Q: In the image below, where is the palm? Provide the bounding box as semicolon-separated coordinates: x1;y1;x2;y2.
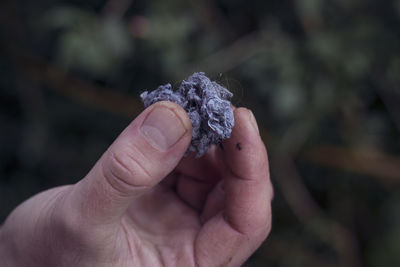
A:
122;151;223;265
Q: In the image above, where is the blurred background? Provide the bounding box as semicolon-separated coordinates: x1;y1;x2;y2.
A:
1;0;399;266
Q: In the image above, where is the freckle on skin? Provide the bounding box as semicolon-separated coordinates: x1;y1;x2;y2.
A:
236;143;242;151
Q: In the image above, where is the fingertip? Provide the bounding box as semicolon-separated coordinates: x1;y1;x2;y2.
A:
221;107;268;180
233;107;259;136
149;101;192;137
246;109;260;135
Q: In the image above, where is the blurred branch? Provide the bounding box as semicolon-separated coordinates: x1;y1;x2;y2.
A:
375;71;400;132
19;52;142;117
263;103;362;267
189;0;235;41
276;110;323;155
378;89;400;131
293;0;323;34
330;220;362;267
182;31;267;76
272;155;362;267
304;144;400;185
3;48;142;118
102;0;134;18
261;237;337;267
272;156;321;220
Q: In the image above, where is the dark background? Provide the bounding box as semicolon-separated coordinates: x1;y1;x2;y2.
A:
1;0;400;266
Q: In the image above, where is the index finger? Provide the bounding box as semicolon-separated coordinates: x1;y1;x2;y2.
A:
195;108;273;266
222;108;273;234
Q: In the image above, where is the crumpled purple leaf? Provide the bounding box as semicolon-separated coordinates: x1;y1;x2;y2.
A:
140;72;234;157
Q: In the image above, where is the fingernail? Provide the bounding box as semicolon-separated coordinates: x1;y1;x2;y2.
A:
141;107;187;151
247;110;259;134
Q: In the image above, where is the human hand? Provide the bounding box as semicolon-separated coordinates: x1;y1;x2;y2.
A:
0;101;273;267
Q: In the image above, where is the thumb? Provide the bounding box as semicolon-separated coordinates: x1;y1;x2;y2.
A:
68;101;192;224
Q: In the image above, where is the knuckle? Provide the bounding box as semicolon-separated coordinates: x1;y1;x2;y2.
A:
254;207;272;241
262;217;272;239
103;148;153;193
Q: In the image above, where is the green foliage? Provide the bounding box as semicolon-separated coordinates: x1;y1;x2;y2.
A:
41;7;133;76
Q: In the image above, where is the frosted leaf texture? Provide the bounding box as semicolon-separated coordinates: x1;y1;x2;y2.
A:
140;72;234;157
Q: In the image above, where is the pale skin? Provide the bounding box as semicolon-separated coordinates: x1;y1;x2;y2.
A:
0;101;273;267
